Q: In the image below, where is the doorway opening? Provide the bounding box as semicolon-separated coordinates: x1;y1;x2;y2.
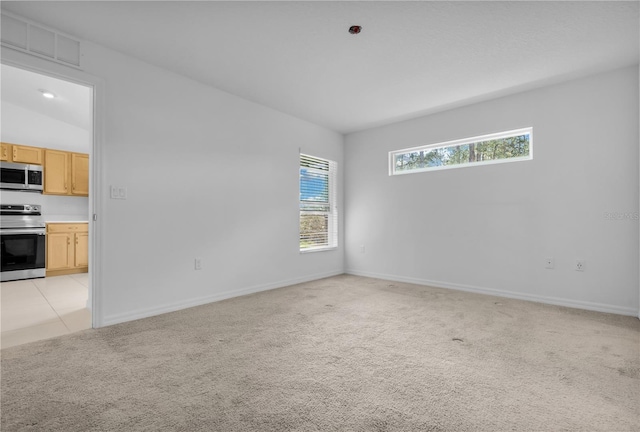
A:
1;63;94;349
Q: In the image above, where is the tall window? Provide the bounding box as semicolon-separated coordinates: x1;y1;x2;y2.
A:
389;127;532;175
300;154;337;252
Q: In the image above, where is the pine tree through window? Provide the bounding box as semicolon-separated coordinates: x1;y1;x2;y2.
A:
390;128;532;175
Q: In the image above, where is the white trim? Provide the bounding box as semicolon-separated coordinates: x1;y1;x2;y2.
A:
346;268;639;317
389;127;533;176
101;270;344;327
299;153;338;251
300;246;338;254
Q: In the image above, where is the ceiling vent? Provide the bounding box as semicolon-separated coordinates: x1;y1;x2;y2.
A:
1;12;82;69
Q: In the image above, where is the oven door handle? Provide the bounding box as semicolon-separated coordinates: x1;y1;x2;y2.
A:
0;229;46;235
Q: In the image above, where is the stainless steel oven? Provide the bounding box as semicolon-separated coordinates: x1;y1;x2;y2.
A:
0;204;46;282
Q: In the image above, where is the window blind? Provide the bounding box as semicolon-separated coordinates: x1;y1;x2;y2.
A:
300;154;337;251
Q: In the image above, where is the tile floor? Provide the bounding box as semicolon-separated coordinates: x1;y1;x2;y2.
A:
1;274;91;349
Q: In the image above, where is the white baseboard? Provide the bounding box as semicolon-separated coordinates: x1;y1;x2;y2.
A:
101;270;344;327
346;269;639;317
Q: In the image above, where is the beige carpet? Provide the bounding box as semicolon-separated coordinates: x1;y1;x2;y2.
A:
1;275;639;431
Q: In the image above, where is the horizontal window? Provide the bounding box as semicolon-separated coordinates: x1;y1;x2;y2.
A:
389;127;532;175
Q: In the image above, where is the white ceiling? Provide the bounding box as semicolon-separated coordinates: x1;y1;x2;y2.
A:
1;63;92;130
2;1;638;134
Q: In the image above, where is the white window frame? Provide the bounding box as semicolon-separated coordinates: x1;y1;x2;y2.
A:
299;154;338;253
389;127;533;176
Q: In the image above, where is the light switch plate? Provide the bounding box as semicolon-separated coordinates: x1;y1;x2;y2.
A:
110;185;127;200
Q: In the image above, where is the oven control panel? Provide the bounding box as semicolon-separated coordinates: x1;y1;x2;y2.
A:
0;204;40;215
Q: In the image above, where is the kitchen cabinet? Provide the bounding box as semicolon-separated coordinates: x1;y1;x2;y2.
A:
0;142;43;164
44;150;69;195
0;143;9;161
75;231;89;267
44;149;89;196
71;153;89;196
3;143;88;195
46;223;89;276
47;232;74;271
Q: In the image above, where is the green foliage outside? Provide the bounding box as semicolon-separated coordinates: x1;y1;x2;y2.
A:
300;214;328;249
395;134;530;172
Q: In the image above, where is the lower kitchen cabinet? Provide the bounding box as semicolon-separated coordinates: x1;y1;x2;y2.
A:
46;223;89;276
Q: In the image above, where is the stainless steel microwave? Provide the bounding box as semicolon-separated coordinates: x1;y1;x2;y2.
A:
0;162;43;192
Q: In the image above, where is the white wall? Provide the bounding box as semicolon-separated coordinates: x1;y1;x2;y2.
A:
86;43;344;325
0;190;88;219
1;39;344;326
6;43;345;325
345;66;639;316
1;101;91;153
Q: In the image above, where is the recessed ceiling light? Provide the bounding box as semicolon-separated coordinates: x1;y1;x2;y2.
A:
39;90;55;99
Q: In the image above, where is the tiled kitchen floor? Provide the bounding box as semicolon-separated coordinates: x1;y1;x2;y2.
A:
1;274;91;349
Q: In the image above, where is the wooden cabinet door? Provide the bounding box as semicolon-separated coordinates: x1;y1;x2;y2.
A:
74;232;89;268
47;233;73;270
71;153;89;196
44;150;69;195
12;145;43;165
0;143;10;161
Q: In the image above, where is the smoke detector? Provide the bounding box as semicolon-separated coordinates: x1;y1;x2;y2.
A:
348;25;362;35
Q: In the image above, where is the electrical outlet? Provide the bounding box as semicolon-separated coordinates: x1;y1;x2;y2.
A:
575;260;585;272
194;258;202;270
545;257;555;269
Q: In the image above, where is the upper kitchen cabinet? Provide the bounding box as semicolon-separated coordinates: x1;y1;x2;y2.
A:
44;149;89;196
1;142;44;164
44;149;69;195
71;153;89;196
0;143;9;161
13;144;44;164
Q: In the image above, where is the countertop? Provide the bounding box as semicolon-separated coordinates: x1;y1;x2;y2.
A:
45;215;90;223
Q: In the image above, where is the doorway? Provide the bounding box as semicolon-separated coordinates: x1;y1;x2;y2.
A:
1;63;95;349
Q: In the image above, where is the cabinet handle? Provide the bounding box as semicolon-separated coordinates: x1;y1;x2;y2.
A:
64;182;68;191
75;237;78;245
67;237;70;245
72;183;76;191
13;149;17;159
